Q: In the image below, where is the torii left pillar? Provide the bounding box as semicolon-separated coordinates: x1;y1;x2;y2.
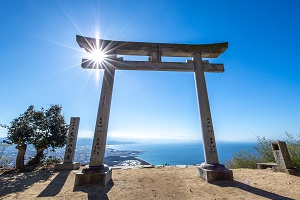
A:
75;67;115;186
194;52;233;182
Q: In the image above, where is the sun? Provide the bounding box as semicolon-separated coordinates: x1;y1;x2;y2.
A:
83;36;110;69
90;49;107;64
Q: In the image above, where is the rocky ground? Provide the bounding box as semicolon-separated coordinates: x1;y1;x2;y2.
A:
1;166;300;199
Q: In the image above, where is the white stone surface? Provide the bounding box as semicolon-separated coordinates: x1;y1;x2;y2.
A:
54;162;80;170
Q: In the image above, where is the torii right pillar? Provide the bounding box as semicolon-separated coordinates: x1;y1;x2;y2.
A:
193;52;233;182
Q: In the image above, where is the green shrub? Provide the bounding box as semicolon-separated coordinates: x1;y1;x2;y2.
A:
44;156;63;165
225;133;300;169
253;136;274;163
225;150;259;169
285;132;300;168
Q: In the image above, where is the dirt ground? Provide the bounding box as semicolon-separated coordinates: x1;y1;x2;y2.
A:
1;166;300;200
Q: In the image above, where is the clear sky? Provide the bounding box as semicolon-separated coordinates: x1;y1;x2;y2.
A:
0;0;300;143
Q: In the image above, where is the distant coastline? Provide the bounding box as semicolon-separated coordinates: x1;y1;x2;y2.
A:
0;138;150;167
103;147;152;166
0;138;255;167
0;137;137;145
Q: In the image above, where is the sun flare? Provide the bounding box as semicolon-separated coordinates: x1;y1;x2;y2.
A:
90;49;107;64
82;35;111;69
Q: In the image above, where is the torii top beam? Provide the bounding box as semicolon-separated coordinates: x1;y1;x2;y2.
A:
76;35;228;58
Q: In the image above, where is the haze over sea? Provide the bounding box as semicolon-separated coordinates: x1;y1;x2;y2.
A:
1;138;255;166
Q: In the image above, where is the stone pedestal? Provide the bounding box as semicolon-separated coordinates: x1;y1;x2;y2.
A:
55;162;80;170
196;163;233;183
273;168;300;176
74;165;112;186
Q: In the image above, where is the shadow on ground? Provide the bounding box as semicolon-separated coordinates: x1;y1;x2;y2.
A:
214;180;294;200
38;170;70;197
73;180;114;200
0;170;53;197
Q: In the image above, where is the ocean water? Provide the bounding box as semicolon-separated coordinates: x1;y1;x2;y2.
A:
1;139;256;166
108;142;256;165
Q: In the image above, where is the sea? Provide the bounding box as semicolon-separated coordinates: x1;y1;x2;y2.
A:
108;142;256;165
1;138;256;167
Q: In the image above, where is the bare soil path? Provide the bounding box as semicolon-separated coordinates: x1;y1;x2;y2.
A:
1;166;299;200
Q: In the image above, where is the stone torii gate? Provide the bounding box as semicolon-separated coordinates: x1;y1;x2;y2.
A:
74;35;233;186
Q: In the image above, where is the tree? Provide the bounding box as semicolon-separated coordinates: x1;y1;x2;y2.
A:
2;105;69;169
1;105;36;170
30;105;68;164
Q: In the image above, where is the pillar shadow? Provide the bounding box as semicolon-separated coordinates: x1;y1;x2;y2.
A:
214;180;294;200
38;171;70;197
0;170;53;197
73;180;114;200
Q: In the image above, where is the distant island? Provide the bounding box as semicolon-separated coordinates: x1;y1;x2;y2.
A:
107;140;137;145
74;138;136;146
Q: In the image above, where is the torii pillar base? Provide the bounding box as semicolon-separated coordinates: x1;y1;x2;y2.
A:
74;165;112;186
196;163;233;183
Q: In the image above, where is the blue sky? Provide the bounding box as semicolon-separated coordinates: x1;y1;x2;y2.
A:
0;0;300;142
